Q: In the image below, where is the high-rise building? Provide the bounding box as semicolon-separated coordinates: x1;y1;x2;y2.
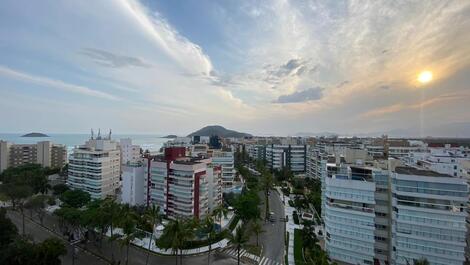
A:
143;147;221;219
211;148;235;190
0;140;66;173
391;167;468;265
265;144;307;174
67;132;121;199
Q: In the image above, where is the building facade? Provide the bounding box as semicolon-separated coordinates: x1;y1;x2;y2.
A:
0;140;66;173
67;135;121;199
265;144;307;174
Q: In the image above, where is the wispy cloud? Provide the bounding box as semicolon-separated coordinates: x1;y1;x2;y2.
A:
274;87;324;104
118;0;213;76
80;48;151;68
0;66;119;101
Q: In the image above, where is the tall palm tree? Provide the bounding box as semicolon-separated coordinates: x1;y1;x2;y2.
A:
102;198;121;263
251;221;264;247
178;219;198;265
144;205;162;265
228;226;248;265
203;217;217;265
212;205;228;230
262;171;273;221
118;205;141;265
160;219;184;265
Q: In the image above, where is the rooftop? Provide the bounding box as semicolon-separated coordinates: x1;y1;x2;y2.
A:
395;166;452;178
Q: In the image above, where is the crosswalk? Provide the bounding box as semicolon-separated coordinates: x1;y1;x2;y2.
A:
220;247;282;265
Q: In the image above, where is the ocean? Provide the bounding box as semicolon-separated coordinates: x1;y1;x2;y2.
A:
0;133;168;154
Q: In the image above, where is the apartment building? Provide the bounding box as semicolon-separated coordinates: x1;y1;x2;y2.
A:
391;167;468;265
143;147;221;219
67;134;121;199
120;138;145;206
120;138;140;165
211;148;235;189
265;144;307;174
324;163;392;265
0;140;66;173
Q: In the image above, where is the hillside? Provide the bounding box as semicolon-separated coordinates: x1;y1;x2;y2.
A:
187;125;251;138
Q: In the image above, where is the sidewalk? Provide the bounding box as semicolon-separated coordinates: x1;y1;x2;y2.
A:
275;187;302;265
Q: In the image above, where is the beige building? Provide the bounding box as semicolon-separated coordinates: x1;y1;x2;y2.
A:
0;140;67;173
67;133;121;199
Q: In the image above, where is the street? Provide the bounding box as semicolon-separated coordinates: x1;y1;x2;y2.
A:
258;189;285;263
7;210;237;265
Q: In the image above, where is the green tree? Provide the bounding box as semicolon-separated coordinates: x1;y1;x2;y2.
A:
234;190;260;222
59;190;90;208
251;221;264;247
262;171;273;221
228;226;248;265
0;237;66;265
1;184;33;235
118;205;142;265
101;198;121;263
35;238;67;265
212;205;228;229
143;205;162;265
24;194;50;225
412;258;430;265
203;216;217;265
159;219;184;265
52;184;69;196
0;208;18;248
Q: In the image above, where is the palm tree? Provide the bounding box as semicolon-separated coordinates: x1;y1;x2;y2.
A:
251;221;264;247
118;205;141;265
178;219;197;265
262;171;273;221
203;217;217;265
212;205;228;230
228;226;248;265
102;199;121;263
144;205;162;265
160;219;184;265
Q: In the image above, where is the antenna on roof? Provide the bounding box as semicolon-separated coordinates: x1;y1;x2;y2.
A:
91;128;94;140
97;128;101;140
108;129;112;140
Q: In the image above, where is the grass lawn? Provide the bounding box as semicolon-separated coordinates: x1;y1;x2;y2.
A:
294;229;304;264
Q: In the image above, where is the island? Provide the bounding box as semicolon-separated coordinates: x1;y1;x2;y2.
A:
161;135;178;139
21;132;49;137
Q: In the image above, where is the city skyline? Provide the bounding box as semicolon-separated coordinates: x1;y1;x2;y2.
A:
1;1;470;136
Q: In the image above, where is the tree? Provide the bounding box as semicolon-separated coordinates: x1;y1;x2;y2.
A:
35;238;67;265
0;237;66;265
60;190;90;208
1;184;33;235
203;217;217;265
234;190;260;222
24;195;50;225
262;171;273;221
0;208;18;248
159;219;184;265
143;205;162;265
251;221;264;247
228;226;248;265
412;258;430;265
118;205;142;265
212;205;228;230
52;184;69;196
101;198;121;263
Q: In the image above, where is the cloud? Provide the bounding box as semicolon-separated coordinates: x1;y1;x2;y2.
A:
118;0;213;76
378;85;390;90
0;66;119;101
274;87;324;103
80;48;151;68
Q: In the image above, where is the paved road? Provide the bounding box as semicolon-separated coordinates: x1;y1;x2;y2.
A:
7;210;237;265
259;190;285;263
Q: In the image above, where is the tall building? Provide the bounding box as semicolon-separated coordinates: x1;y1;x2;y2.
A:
0;140;66;173
67;132;121;199
265;144;307;174
119;138;140;165
391;167;468;265
120;138;145;206
143;147;221;219
211;148;235;189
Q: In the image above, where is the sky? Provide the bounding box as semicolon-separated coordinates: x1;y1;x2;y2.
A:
0;0;469;136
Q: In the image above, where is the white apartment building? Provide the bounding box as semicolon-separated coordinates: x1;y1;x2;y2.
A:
143;147;221;219
121;161;145;206
391;167;468;265
265;144;307;173
0;140;67;173
119;138;140;165
67;134;121;199
211;149;235;189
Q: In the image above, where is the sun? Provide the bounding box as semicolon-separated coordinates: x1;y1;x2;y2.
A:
417;71;433;84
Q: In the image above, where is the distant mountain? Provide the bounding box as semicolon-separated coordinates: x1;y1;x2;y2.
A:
295;132;339;137
161;135;178;139
21;132;49;137
188;125;251;138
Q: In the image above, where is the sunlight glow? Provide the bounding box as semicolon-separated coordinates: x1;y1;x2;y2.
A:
418;71;433;84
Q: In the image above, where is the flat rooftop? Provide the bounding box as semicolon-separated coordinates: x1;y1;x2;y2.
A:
395;166;451;178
